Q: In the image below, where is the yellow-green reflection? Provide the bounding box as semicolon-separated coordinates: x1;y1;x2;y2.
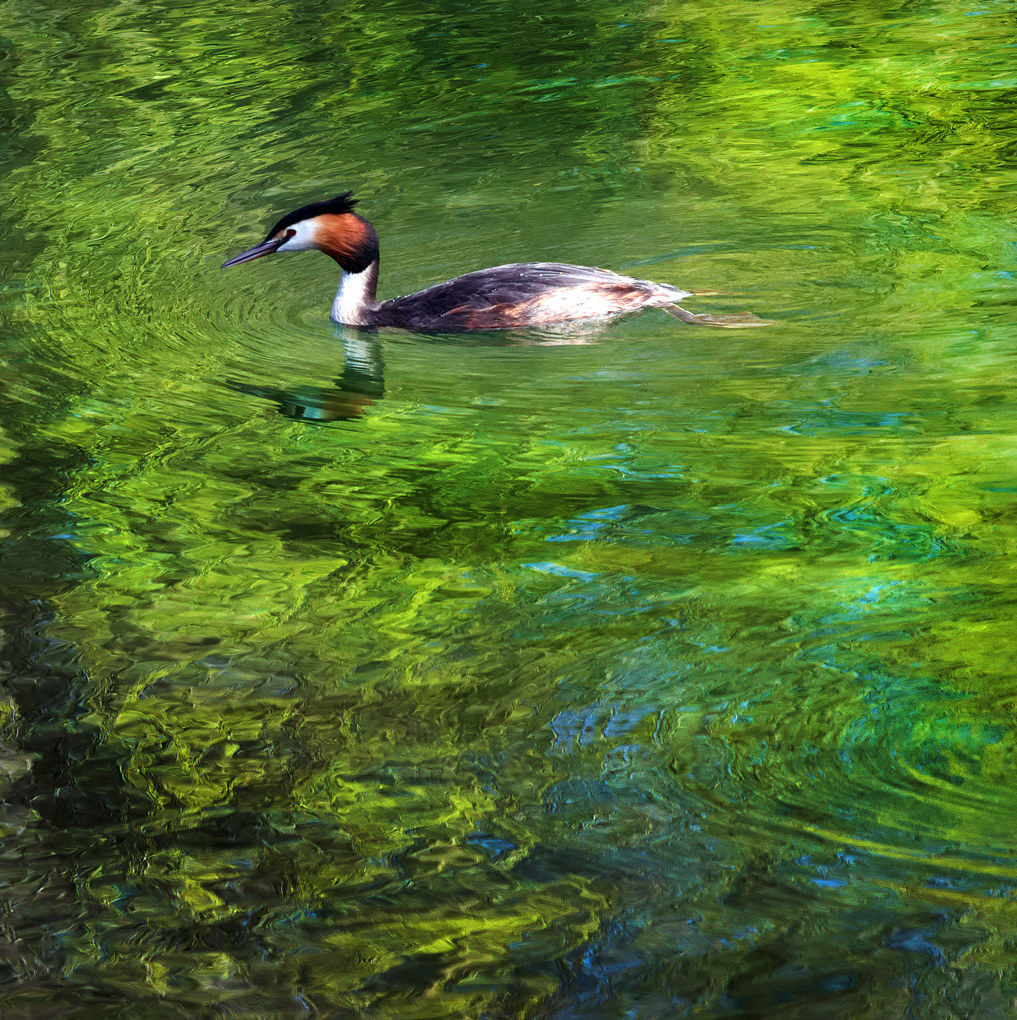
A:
1;0;1016;1013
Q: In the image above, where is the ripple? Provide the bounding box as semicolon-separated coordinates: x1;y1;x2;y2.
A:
3;0;1017;1013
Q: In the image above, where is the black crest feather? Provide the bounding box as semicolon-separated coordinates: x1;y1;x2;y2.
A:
265;192;359;239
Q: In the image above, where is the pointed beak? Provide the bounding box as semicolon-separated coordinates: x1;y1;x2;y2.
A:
221;234;287;269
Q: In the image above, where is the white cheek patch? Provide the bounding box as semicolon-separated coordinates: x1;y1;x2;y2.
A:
276;219;320;252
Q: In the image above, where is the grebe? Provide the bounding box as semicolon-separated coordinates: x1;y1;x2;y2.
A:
222;193;770;331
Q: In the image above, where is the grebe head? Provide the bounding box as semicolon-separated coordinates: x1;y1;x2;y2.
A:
221;192;378;272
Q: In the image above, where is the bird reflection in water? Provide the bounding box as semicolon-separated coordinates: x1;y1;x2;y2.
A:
225;328;384;424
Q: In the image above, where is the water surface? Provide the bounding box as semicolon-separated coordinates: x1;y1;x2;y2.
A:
1;0;1017;1014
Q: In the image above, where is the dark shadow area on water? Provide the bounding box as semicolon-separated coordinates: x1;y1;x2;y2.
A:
0;401;152;1001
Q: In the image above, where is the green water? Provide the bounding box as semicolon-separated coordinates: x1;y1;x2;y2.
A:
1;0;1016;1013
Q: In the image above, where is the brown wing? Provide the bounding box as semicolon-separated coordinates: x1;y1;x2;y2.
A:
375;263;684;331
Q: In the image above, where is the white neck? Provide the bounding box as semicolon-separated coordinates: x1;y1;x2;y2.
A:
330;263;378;326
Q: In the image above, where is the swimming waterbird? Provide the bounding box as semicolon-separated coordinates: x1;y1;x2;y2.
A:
222;193;770;331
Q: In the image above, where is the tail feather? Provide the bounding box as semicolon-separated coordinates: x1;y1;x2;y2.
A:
663;305;773;328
